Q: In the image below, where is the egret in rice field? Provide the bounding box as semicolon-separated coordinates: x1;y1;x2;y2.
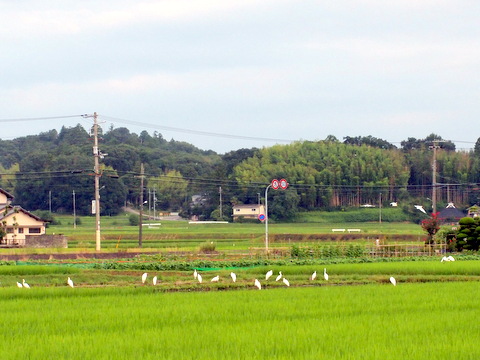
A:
230;272;237;282
16;281;22;288
67;277;74;288
254;279;261;290
142;273;148;284
22;279;30;289
153;276;158;285
310;271;317;281
390;277;396;286
193;269;198;279
324;268;329;281
197;273;203;283
265;270;273;280
441;256;455;262
282;278;290;287
275;271;283;281
211;275;220;282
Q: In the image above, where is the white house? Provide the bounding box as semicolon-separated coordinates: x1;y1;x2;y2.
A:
232;204;265;221
0;188;47;246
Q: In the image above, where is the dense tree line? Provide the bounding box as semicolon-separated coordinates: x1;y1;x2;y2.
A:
0;126;479;221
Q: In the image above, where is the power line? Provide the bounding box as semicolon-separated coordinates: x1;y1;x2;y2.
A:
100;115;295;143
0;115;85;123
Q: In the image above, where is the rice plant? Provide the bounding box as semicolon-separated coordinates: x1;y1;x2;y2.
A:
0;282;479;359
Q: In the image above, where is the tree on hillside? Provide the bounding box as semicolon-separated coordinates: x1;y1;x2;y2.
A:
474;137;480;156
269;189;300;221
149;170;188;211
343;135;396;149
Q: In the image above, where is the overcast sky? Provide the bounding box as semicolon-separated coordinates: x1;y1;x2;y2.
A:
1;0;479;153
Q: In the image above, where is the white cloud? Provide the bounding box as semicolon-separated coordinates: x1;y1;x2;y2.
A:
1;0;275;39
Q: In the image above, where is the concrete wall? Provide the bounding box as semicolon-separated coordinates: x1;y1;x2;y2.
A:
23;234;68;248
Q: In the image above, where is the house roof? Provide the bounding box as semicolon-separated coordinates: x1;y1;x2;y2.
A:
233;204;263;208
0;206;46;223
437;206;465;221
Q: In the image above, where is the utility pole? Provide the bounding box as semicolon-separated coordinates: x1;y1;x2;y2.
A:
153;188;156;220
92;112;101;251
379;192;382;224
73;190;76;229
430;140;441;214
219;186;222;220
148;188;151;220
138;163;144;247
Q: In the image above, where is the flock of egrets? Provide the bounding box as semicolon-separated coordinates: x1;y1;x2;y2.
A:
13;255;455;290
139;267;331;290
16;276;75;289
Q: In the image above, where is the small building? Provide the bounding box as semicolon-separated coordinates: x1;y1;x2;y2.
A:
467;205;480;218
437;203;466;225
0;205;47;246
0;188;59;247
232;204;265;222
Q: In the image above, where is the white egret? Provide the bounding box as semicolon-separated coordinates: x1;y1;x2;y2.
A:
414;205;426;214
141;272;148;284
282;278;290;287
153;276;158;285
310;271;317;281
323;268;329;281
275;271;283;281
16;282;23;288
441;255;455;262
22;279;30;289
389;276;396;286
230;272;237;282
265;270;273;280
193;269;198;279
254;279;261;290
211;275;220;282
197;273;203;283
67;277;74;288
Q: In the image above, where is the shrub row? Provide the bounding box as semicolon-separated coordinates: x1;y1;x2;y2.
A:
290;244;365;258
87;253;480;271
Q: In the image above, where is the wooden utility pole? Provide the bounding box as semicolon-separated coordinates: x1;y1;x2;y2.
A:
138;163;144;247
219;186;222;220
73;190;76;229
430;141;441;214
92;112;101;251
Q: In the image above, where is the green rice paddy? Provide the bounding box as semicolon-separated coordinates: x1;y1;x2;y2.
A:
0;282;478;359
0;214;474;359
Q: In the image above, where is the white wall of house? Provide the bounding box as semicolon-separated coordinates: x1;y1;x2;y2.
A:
0;192;11;205
232;205;265;220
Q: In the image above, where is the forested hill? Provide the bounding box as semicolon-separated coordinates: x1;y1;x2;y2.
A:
0;125;479;220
